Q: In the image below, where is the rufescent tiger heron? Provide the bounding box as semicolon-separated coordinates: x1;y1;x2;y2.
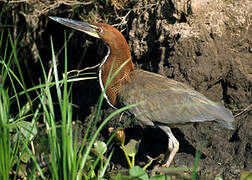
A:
49;16;234;167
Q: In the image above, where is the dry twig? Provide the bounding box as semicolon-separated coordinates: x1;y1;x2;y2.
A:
234;104;252;118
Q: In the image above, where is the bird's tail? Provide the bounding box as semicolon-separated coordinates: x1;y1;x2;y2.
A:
216;118;234;130
211;104;234;130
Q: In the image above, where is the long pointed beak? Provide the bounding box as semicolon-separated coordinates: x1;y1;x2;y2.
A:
49;16;100;39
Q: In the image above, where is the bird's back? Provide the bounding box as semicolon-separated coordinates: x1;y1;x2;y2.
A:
117;69;234;129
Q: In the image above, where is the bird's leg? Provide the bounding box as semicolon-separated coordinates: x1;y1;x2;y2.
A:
159;125;179;167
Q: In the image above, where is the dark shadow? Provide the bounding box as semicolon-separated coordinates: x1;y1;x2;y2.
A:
221;79;236;105
103;124;207;167
229;129;240;142
45;19;108;118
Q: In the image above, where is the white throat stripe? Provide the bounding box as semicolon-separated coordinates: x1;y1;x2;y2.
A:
98;44;117;109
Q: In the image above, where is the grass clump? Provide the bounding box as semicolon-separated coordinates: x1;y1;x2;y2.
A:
0;24;142;178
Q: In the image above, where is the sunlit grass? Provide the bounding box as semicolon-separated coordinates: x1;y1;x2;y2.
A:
0;24;141;179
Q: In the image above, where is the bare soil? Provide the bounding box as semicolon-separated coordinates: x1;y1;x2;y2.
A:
106;0;252;178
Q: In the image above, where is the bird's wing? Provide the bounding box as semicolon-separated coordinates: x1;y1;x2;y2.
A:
117;70;234;129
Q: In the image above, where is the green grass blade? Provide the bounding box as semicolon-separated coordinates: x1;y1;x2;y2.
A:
77;102;142;179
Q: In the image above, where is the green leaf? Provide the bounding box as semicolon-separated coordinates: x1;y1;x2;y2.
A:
115;173;133;180
124;139;140;157
22;122;37;141
18;102;32;118
20;151;31;163
94;141;107;155
150;174;170;180
115;173;122;180
129;166;148;180
241;171;252;180
14;121;37;141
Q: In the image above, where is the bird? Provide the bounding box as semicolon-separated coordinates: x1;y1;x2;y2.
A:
49;16;234;167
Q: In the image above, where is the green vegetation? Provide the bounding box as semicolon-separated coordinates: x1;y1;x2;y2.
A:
0;26;139;179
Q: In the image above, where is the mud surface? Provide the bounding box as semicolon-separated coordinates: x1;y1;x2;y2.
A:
108;0;252;178
1;0;251;178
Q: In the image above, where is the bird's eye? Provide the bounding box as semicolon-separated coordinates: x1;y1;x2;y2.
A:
90;24;103;34
96;27;103;34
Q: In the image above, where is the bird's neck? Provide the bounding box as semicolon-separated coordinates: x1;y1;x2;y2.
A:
99;43;134;107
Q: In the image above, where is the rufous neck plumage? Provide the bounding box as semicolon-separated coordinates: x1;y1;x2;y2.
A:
95;23;134;107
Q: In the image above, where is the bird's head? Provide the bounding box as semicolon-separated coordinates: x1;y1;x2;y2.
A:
49;16;130;56
49;16;134;106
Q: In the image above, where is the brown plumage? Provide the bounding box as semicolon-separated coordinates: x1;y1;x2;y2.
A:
49;16;234;167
